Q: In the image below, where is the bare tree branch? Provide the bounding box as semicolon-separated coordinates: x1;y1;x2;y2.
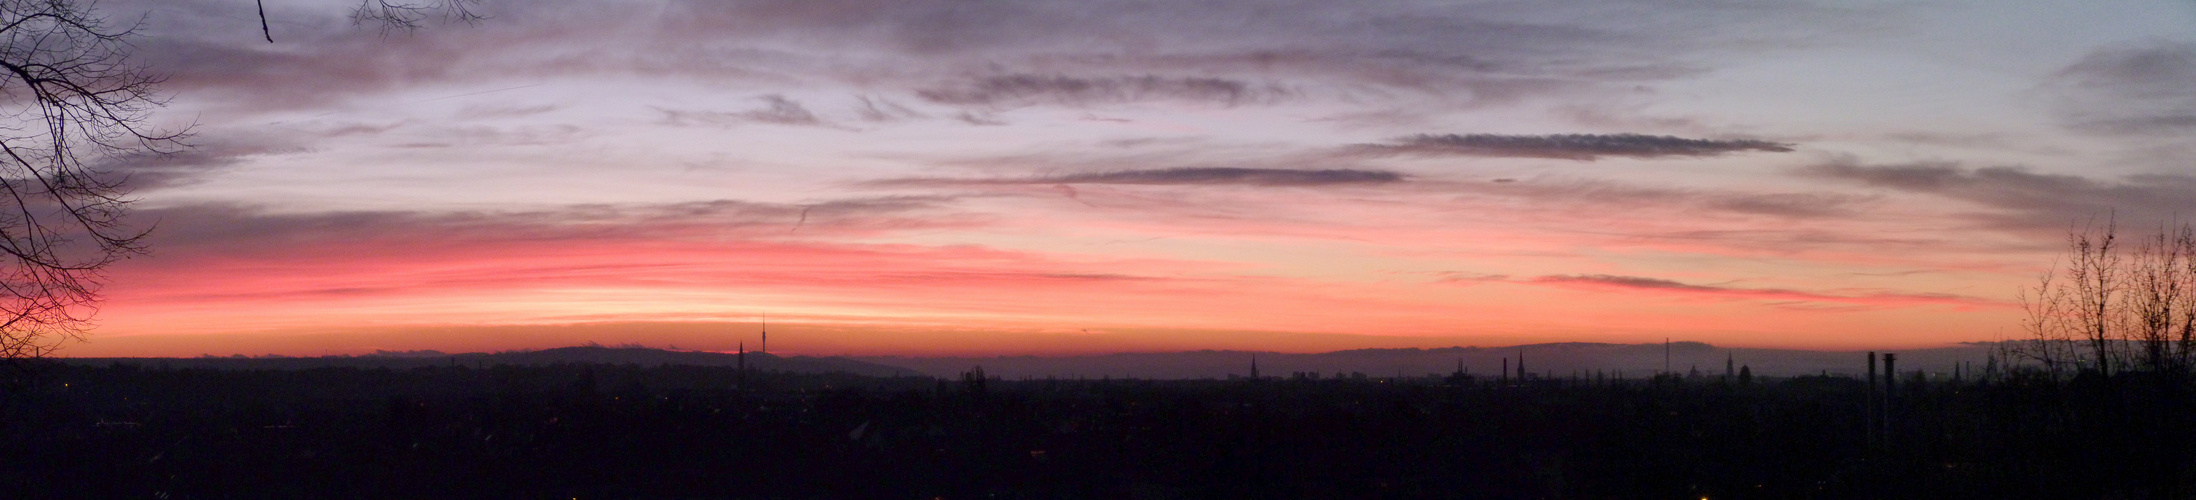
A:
350;0;483;36
0;0;492;364
0;0;184;364
256;0;271;43
2022;217;2196;378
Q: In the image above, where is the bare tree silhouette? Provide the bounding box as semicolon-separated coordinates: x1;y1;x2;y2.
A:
0;0;186;364
0;0;492;366
2127;224;2195;373
2020;218;2196;377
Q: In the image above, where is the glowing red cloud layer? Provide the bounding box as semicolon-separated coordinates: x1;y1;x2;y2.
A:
76;197;2024;357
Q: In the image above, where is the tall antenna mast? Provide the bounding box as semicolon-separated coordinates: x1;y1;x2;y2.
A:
760;313;768;354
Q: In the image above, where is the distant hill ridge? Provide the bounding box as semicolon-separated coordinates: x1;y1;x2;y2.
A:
63;341;2002;380
64;345;915;377
858;341;1997;380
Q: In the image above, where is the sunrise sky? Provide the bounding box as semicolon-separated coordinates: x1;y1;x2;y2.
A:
61;0;2196;357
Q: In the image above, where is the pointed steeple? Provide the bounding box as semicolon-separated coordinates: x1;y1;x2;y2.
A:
1249;354;1260;379
1517;348;1526;381
759;313;768;354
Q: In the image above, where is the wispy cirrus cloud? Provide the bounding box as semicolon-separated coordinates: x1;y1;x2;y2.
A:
1356;133;1795;161
1520;274;1997;309
134;0;1862;116
873;167;1405;188
916;74;1290;107
77;0;2121;353
734;94;828;126
1047;168;1399;185
852;95;928;122
2047;40;2196;136
1801;161;2196;231
1451;177;1871;218
655;95;839;128
141;196;972;250
92;138;303;191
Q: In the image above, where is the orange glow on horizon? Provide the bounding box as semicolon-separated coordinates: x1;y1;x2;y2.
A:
68;194;2040;358
80;229;2020;358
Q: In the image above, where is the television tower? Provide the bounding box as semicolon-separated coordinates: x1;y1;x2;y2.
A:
760;313;768;354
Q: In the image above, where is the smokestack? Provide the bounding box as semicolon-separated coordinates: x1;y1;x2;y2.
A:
1882;352;1897;445
1866;351;1877;448
1502;358;1509;383
1883;353;1897;394
1868;351;1878;388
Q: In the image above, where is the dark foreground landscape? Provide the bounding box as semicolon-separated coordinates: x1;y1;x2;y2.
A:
5;350;2193;499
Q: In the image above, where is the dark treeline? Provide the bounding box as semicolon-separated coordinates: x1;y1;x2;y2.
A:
2;362;2191;499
